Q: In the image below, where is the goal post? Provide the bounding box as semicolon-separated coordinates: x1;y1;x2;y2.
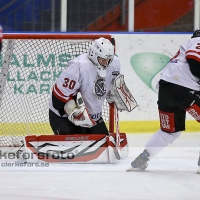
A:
0;34;115;148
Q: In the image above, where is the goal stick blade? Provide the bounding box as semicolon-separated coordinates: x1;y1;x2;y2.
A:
106;136;120;163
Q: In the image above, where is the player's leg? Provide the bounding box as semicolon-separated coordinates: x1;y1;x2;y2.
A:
144;81;187;159
127;129;183;171
49;109;86;135
127;81;186;171
145;129;182;158
182;90;200;173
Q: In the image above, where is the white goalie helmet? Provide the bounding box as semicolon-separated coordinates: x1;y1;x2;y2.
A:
88;37;114;77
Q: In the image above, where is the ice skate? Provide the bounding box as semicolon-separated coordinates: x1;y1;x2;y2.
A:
197;167;200;174
197;155;200;174
126;150;150;172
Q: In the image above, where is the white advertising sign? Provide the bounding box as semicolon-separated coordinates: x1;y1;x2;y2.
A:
112;33;192;121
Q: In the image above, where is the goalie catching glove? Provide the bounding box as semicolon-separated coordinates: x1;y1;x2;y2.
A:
107;73;137;112
64;92;96;128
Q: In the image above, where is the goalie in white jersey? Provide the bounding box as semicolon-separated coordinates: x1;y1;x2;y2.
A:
49;37;134;136
127;30;200;172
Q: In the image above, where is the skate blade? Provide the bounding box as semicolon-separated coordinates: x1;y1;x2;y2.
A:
197;167;200;174
126;166;143;172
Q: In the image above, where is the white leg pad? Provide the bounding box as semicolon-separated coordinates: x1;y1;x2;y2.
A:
145;129;181;159
24;133;129;164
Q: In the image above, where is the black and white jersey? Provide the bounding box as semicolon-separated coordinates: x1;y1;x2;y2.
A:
160;37;200;91
49;53;121;121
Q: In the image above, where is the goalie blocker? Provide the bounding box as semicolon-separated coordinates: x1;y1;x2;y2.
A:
21;133;129;164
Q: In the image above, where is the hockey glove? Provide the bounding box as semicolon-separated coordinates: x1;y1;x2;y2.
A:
107;74;137;112
64;93;96;128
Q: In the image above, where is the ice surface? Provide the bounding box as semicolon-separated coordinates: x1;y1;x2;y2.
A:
0;133;200;200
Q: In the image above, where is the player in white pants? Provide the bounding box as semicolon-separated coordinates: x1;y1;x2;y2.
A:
127;30;200;172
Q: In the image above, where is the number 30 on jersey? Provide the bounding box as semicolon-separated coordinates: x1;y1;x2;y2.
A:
62;78;76;89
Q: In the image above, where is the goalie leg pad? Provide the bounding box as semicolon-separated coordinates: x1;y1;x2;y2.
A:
24;134;128;163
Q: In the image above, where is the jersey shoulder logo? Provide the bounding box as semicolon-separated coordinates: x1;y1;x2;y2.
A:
93;75;106;99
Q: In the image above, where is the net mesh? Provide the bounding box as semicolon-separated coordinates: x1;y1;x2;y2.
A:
0;37;111;148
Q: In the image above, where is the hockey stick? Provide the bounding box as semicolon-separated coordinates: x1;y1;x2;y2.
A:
114;104;121;160
0;40;15;107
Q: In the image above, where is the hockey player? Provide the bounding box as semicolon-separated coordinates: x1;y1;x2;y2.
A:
49;37;136;136
127;30;200;173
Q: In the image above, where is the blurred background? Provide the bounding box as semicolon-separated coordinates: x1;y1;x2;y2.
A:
0;0;198;33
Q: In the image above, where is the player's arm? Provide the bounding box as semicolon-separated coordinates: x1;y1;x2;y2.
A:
186;32;200;78
64;93;96;128
51;91;74;116
186;58;200;78
52;62;80;116
52;62;96;127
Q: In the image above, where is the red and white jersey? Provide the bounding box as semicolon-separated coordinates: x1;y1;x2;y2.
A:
160;37;200;91
49;53;121;121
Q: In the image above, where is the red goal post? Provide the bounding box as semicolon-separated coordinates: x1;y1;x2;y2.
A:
0;34;115;148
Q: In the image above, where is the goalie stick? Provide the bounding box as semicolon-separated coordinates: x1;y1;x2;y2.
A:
114;104;121;160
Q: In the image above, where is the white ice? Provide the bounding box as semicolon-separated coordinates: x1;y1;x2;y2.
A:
0;133;200;200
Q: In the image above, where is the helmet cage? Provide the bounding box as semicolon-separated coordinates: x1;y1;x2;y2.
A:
97;56;113;68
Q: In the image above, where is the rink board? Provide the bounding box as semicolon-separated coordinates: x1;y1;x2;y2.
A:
0;120;199;136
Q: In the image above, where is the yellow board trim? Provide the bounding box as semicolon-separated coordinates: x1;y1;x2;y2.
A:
0;122;53;136
119;120;200;133
0;120;199;136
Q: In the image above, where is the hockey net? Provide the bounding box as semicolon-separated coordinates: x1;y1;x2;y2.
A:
0;34;114;150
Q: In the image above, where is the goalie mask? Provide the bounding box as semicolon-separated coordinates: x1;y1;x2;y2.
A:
88;37;114;78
